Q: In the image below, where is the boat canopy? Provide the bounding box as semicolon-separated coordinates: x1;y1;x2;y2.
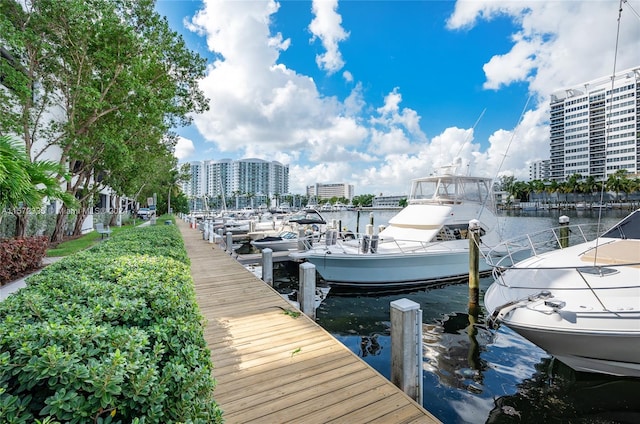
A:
409;175;493;206
380;205;452;242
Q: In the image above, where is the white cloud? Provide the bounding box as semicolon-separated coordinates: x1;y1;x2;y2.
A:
186;0;368;175
309;0;349;74
181;0;640;195
174;136;195;160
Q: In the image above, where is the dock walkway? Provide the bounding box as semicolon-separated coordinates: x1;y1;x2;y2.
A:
177;219;440;423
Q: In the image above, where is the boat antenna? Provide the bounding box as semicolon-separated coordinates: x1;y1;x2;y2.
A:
592;0;627;263
477;94;532;222
455;108;486;166
490;95;532;188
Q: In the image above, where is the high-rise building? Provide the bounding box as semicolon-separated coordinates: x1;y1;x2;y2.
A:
528;159;550;181
306;183;354;201
181;158;289;209
549;66;639;181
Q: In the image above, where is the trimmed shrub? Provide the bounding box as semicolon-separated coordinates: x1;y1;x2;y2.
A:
0;226;223;423
0;236;48;285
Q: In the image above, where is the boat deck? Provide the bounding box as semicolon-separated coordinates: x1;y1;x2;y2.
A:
234;250;294;265
177;219;440;423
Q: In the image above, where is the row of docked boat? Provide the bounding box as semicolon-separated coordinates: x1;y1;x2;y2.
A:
290;160;501;286
197;159;639;379
288;161;637;378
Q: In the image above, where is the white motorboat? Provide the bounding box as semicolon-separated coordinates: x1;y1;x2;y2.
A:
484;209;640;377
290;161;501;287
251;231;305;252
248;209;327;245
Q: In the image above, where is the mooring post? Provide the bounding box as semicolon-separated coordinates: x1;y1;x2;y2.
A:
356;209;361;234
468;219;481;306
297;228;307;250
225;231;233;255
559;215;570;248
262;248;273;286
208;222;214;243
390;298;423;404
299;262;316;319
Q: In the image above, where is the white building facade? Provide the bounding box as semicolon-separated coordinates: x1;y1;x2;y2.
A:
549;66;639;181
182;158;289;209
306;183;354;201
528;159;550;181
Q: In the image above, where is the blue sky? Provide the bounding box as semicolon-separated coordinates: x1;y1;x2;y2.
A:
155;0;640;195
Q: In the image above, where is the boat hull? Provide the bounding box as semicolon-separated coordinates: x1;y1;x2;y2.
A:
301;250;491;286
484;212;640;377
251;239;299;252
505;320;640;377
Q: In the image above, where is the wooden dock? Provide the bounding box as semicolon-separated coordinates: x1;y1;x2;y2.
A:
177;219;440;424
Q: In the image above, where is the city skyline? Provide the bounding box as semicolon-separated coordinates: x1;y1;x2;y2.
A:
156;0;640;195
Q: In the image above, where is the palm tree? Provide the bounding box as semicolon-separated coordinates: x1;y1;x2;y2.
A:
606;170;628;203
545;179;559;206
582;175;601;204
566;173;583;204
0;136;77;236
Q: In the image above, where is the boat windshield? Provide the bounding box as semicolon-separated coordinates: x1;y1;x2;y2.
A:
601;209;640;239
410;177;491;204
287;209;326;224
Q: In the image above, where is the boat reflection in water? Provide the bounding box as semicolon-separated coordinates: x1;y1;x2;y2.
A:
487;359;640;423
422;308;488;393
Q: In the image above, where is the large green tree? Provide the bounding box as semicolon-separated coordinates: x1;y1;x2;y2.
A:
0;0;207;241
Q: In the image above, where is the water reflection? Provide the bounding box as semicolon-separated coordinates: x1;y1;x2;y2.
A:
423;311;488;393
360;334;382;357
487;360;640;423
264;209;639;423
314;278;640;424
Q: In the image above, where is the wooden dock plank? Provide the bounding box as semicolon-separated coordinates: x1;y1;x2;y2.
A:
177;219;441;424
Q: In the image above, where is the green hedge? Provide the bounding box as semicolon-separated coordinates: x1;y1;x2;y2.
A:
0;225;223;423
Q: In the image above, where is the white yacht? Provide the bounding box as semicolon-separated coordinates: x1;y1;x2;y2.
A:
290;161;501;287
484;209;640;377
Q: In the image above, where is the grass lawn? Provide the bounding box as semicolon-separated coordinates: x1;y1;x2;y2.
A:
46;225;131;257
46;215;175;257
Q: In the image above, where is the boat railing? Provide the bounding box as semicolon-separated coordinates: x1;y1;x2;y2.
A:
486;223;603;269
489;261;640;315
326;231;464;255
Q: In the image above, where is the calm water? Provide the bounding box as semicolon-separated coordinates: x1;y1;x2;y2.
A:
270;208;640;424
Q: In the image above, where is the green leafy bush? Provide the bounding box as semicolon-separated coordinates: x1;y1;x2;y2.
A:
0;226;223;423
0;236;49;284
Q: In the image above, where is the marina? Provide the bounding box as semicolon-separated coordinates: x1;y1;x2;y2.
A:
177;218;440;423
250;208;640;423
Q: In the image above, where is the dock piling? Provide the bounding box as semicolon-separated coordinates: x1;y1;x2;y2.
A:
299;262;316;319
226;232;233;255
390;298;423;404
468;219;481;306
297;228;307;250
262;248;273;286
559;215;570;248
